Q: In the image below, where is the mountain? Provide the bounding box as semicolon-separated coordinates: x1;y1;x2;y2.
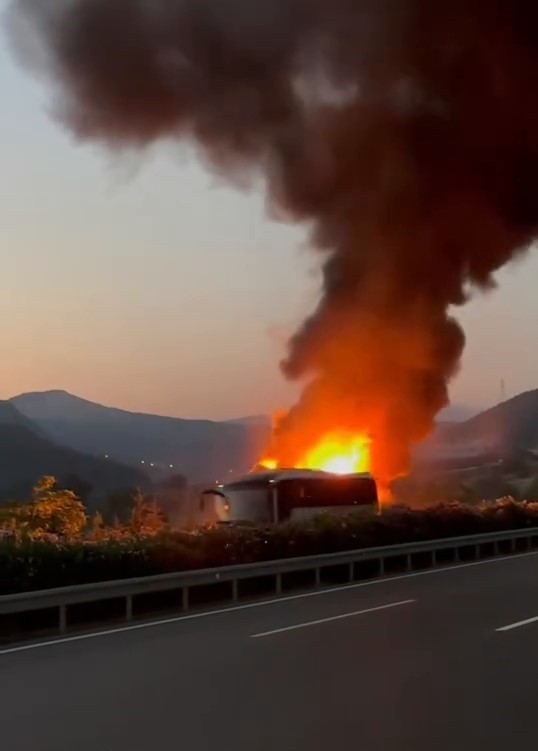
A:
437;403;478;422
413;390;538;469
225;415;271;427
12;391;270;482
0;400;47;435
445;390;538;452
0;401;148;502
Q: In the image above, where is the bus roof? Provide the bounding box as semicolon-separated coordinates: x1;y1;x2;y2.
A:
224;468;375;489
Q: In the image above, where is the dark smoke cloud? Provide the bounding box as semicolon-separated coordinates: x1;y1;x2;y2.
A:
8;0;538;479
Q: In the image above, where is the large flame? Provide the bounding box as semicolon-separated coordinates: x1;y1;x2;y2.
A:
260;431;371;476
260;458;278;471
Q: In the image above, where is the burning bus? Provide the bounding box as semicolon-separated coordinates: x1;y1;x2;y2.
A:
201;468;379;525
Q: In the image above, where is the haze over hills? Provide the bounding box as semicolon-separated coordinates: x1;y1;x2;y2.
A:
400;389;538;504
0;400;47;436
444;390;538;452
225;415;271;427
0;400;148;502
10;387;538;487
437;403;478;423
12;391;269;482
228;405;477;427
413;390;538;469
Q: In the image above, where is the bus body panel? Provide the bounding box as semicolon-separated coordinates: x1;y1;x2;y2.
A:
203;469;378;524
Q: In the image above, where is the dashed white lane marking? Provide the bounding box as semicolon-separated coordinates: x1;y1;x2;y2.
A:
1;549;537;657
250;598;415;638
496;614;538;632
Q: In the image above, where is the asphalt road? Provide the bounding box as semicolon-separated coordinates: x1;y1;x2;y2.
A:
2;551;538;751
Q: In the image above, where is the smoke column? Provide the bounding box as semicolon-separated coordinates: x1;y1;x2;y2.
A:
8;0;538;480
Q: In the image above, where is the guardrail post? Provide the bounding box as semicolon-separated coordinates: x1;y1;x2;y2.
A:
59;605;67;634
4;528;538;643
125;595;133;622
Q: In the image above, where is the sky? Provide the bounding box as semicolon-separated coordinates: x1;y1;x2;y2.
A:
2;6;538;421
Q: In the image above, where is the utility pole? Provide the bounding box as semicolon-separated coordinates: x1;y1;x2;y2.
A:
500;378;506;403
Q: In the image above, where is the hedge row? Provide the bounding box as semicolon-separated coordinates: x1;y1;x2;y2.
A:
1;499;537;595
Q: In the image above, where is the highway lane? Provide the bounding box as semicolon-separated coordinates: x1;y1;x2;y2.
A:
1;552;538;750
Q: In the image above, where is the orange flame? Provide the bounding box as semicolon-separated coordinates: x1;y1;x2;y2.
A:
260;431;372;476
260;458;278;470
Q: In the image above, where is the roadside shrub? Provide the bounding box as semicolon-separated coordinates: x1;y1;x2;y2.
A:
1;498;537;594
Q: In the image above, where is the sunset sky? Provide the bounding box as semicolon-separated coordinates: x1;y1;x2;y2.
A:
2;5;538;421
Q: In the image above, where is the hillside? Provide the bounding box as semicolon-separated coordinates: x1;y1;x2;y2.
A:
0;400;47;436
0;401;148;502
445;389;538;453
413;393;538;464
225;415;271;427
437;403;477;422
12;391;270;482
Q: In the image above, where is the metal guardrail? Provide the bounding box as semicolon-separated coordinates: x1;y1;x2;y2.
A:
1;526;537;637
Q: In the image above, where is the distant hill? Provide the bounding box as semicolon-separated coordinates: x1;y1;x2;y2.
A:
12;391;270;482
413;390;538;469
0;400;47;435
225;415;271;427
445;390;538;452
0;401;148;502
437;403;478;422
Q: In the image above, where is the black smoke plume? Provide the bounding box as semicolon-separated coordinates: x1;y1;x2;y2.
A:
9;0;538;480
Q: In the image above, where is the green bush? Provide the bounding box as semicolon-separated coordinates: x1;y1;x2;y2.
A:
1;498;537;595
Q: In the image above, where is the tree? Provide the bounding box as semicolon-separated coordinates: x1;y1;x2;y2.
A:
60;474;93;503
89;511;106;541
144;498;168;534
28;476;87;539
128;490;167;536
0;503;27;542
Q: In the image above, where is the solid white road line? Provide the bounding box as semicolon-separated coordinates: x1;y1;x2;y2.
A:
250;599;415;638
1;549;537;657
496;614;538;632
